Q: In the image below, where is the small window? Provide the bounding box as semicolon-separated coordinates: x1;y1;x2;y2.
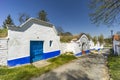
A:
49;40;53;47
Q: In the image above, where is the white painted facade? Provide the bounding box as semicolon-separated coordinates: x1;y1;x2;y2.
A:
113;40;120;55
61;42;80;54
77;34;90;51
8;23;60;60
0;18;60;66
61;35;104;56
0;39;8;65
89;40;103;50
61;34;90;56
89;40;95;50
94;41;100;50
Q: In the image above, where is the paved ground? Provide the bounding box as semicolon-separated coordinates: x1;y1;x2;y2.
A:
31;49;110;80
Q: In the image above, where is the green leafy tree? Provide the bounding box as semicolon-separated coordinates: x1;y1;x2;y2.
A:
38;10;49;22
86;33;92;40
89;0;120;26
2;15;14;28
60;36;73;43
92;36;97;45
104;38;112;46
98;34;104;45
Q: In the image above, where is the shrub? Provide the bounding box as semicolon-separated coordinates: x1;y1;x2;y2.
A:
0;29;8;38
60;36;73;43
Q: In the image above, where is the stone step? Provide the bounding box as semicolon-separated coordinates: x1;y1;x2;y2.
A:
32;60;51;68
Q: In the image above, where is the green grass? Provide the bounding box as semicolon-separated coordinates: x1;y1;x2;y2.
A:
0;54;76;80
108;51;120;80
0;29;8;38
60;36;73;42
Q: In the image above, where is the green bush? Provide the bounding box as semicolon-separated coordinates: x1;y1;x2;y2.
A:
60;36;73;43
0;29;8;38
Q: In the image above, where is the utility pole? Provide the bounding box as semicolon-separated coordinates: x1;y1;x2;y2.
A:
111;30;113;38
111;30;113;45
111;30;113;54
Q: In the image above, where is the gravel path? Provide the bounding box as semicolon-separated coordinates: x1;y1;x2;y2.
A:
31;49;110;80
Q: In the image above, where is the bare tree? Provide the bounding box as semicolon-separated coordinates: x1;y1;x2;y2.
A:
56;26;64;35
19;13;30;24
89;0;120;26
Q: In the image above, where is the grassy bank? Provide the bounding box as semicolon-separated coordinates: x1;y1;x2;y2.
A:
108;50;120;80
0;54;76;80
0;29;8;38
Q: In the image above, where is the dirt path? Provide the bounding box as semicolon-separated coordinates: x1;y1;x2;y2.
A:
31;49;110;80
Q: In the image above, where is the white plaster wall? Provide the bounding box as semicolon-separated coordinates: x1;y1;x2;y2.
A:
24;23;60;53
113;40;116;53
100;45;104;49
60;43;66;54
61;34;90;55
77;34;90;51
8;23;60;60
8;30;30;60
60;42;81;54
73;43;81;54
113;40;120;55
60;40;104;55
0;39;8;65
94;41;100;50
89;40;95;49
118;47;120;55
113;40;119;54
0;50;7;65
116;46;120;55
89;40;104;50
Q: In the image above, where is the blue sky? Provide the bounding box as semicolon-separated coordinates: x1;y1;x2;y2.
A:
0;0;119;38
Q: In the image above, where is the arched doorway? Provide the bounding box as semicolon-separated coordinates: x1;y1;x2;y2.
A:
78;34;90;54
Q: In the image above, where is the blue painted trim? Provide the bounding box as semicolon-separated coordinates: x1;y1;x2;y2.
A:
98;48;101;51
75;50;90;56
85;50;90;54
7;50;60;67
43;50;60;59
75;52;82;56
7;56;30;67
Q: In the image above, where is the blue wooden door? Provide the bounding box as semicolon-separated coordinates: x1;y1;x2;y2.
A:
30;41;44;62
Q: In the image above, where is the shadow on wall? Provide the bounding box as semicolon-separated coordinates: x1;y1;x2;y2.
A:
32;69;91;80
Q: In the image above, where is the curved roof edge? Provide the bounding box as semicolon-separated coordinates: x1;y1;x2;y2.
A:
20;18;53;27
7;18;58;35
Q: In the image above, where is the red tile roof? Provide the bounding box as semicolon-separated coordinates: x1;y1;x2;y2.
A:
113;34;120;41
